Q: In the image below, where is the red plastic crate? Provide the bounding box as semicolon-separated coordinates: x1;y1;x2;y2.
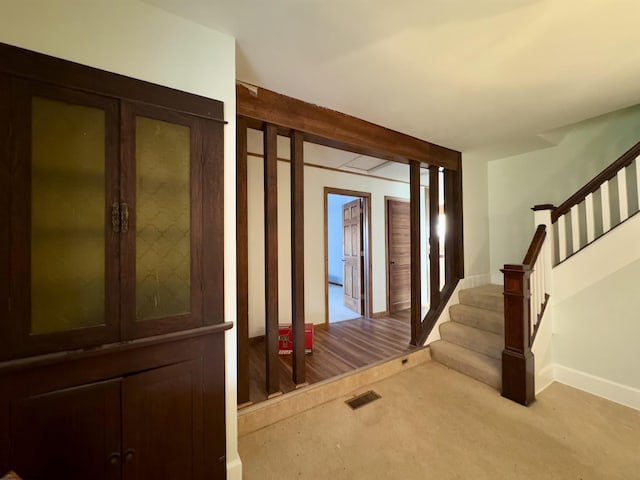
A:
278;323;314;354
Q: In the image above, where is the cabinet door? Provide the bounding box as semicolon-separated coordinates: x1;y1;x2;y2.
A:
120;103;204;338
5;80;120;359
122;361;204;480
9;379;121;480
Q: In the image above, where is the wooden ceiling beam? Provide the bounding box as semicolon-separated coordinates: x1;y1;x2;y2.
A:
237;83;460;170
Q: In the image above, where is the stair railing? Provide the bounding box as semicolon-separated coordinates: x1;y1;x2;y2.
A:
552;141;640;264
501;140;640;406
501;224;549;406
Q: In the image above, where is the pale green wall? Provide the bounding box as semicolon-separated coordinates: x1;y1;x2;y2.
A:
488;105;640;279
554;257;640;389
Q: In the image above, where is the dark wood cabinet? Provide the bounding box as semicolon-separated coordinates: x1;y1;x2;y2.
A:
10;379;122;480
0;43;230;479
1;328;228;480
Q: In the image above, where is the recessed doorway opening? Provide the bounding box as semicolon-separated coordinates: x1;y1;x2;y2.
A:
324;188;372;325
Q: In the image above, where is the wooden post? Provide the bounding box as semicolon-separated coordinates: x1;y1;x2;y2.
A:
409;160;422;345
429;167;440;307
264;123;281;397
501;265;535;406
236;117;250;406
290;131;306;386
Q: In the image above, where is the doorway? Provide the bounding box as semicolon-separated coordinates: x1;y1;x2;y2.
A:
385;197;411;314
324;188;372;325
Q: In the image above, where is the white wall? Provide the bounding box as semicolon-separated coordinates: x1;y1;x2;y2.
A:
246;144;430;337
488;105;640;282
547;212;640;407
0;2;242;477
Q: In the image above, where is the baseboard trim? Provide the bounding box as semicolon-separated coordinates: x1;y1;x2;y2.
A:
227;457;243;480
536;364;555;395
553;364;640;411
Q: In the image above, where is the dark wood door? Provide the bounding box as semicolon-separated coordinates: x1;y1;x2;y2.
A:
387;199;411;313
9;379;121;480
120;102;205;339
5;79;120;360
122;361;204;480
342;199;363;314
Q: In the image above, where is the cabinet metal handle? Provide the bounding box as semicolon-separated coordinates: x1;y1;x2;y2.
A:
121;203;129;233
108;452;121;465
111;203;121;233
124;448;135;462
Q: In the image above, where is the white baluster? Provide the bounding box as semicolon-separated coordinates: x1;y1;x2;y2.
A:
558;215;568;262
570;204;580;254
618;168;629;222
601;181;611;233
585;193;595;243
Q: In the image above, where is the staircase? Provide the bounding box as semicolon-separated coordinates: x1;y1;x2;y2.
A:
429;284;504;390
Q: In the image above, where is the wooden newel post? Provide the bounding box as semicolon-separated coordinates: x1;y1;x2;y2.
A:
501;264;535;406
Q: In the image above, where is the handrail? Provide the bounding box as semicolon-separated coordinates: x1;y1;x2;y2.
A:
552;140;640;222
521;224;547;266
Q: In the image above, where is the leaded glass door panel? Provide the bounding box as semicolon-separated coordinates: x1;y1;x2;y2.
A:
120;103;203;339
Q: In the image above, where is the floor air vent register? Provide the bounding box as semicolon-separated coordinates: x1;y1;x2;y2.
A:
345;390;381;410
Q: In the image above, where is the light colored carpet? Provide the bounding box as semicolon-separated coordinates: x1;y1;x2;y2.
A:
239;361;640;479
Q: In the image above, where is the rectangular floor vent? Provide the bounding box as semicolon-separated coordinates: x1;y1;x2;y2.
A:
345;390;381;410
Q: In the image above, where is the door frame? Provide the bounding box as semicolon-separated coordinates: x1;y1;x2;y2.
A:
384;196;411;315
324;187;372;327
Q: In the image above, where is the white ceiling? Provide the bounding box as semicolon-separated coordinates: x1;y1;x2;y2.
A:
144;0;640;157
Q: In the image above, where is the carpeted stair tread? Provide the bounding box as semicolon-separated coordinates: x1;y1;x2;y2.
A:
458;284;503;313
439;321;503;360
449;303;504;335
430;340;501;389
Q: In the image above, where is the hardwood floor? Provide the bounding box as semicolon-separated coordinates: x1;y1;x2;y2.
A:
247;312;415;404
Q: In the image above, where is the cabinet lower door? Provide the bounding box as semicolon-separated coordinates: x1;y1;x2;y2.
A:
122;361;204;480
9;379;121;480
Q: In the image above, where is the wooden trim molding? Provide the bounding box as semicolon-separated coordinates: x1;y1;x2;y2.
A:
0;42;224;123
263;123;281;397
237;83;459;169
409;161;422;345
236;117;250;405
290;131;306;385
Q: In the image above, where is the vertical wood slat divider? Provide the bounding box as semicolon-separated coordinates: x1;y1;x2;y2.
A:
428;167;440;307
585;193;595;243
235;117;250;406
601;181;611;231
409;160;421;345
263;123;281;397
290;131;306;385
443;168;457;284
617;168;629;221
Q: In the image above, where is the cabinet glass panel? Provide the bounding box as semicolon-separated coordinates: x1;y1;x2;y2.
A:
135;116;191;321
31;97;106;334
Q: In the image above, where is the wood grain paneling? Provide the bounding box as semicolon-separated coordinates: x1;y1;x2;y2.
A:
409;161;422;345
237;83;459;169
290;131;306;386
263;123;281;397
428;167;441;307
236;117;250;405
